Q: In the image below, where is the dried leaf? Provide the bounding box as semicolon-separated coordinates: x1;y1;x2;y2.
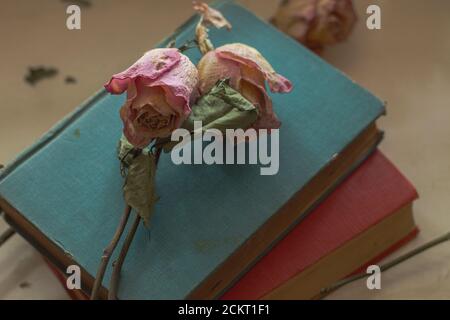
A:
157;80;258;152
117;135;136;176
123;152;158;227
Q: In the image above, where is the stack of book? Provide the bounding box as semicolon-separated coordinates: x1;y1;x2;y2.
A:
0;1;417;299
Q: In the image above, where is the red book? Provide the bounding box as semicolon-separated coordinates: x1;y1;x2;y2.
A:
221;150;418;299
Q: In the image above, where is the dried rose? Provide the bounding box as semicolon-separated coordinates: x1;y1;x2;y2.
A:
198;43;292;129
105;48;199;148
271;0;357;52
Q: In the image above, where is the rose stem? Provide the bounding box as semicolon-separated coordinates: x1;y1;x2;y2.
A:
108;213;141;300
90;205;131;300
321;231;450;295
107;147;163;300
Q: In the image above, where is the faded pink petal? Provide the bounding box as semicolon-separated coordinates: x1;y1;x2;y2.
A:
193;1;232;30
197;50;241;94
194;2;233;55
147;54;199;115
216;43;293;93
105;48;181;94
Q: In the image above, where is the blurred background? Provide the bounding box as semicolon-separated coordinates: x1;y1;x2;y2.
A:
0;0;449;299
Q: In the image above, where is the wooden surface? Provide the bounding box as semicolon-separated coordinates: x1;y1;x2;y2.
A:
0;0;449;299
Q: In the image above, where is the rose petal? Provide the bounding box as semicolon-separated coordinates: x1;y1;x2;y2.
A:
104;48;181;94
147;53;199;115
197;50;241;94
216;43;293;93
240;78;281;130
193;1;232;30
120;102;153;148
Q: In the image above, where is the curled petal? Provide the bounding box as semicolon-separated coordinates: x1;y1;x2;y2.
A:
240;79;281;130
194;1;232;55
216;43;293;93
148;54;199;115
193;1;232;30
105;48;181;94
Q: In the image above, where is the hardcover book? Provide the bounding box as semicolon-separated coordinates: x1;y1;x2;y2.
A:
44;150;418;300
222;150;418;299
0;1;384;299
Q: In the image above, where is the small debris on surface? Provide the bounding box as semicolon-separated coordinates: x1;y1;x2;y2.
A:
60;0;92;8
25;66;59;86
65;75;77;84
19;281;31;289
73;128;81;138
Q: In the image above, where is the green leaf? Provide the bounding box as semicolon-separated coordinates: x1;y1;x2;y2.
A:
123;152;158;227
158;80;258;152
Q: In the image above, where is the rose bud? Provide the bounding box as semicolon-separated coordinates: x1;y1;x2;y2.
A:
105;48;199;148
271;0;357;53
198;43;292;129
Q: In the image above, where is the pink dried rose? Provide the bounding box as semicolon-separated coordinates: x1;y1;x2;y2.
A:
105;48;199;148
198;43;293;129
271;0;357;52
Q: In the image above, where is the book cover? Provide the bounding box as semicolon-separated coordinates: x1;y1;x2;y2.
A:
43;150;418;300
0;1;384;299
222;150;418;300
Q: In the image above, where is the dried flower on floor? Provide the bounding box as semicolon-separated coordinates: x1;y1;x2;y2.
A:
271;0;357;53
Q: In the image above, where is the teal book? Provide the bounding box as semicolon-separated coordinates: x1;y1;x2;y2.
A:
0;1;384;299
